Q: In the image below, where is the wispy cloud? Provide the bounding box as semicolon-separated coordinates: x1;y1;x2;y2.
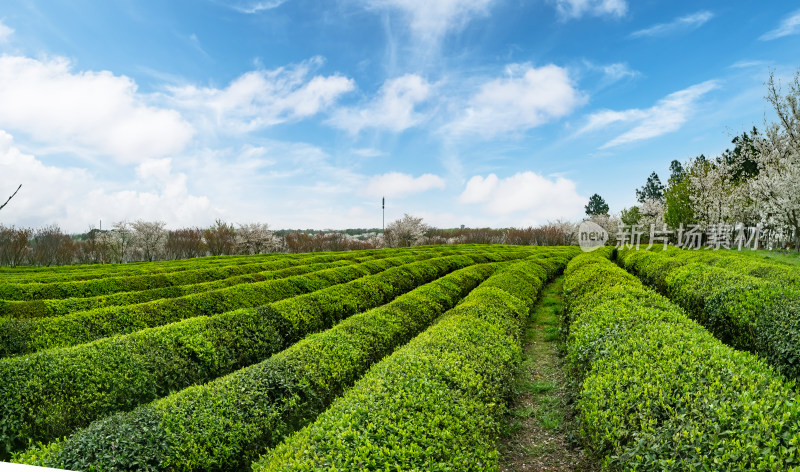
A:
365;172;445;198
630;10;714;38
351;147;384;158
225;1;287;14
168;56;355;133
446;63;585;138
187;33;210;59
328;74;431;135
364;0;495;44
578;80;719;148
549;0;627;20
729;60;769;69
0;20;13;43
583;60;640;85
760;8;800;41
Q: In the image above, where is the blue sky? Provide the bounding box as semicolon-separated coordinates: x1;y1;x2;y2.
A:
0;0;798;232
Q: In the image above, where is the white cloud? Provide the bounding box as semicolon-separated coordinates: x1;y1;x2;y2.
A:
0;20;13;43
365;172;445;198
579;80;719;148
364;0;494;43
168;57;354;133
459;172;586;223
0;55;194;164
328;74;431;134
0;131;212;232
760;8;800;41
630;10;714;38
227;1;287;14
549;0;627;19
600;63;639;81
351;147;384;157
447;63;584;138
583;61;639;86
729;60;770;69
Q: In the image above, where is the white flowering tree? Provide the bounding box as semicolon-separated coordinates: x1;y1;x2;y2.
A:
236;223;281;254
685;157;745;226
384;214;428;248
745;71;800;249
131;220;167;262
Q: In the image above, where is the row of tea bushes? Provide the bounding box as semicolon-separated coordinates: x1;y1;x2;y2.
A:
0;255;421;357
658;246;800;287
1;249;539;457
617;248;800;380
14;261;505;470
563;251;800;471
0;259;361;319
0;251;382;301
0;245;497;286
0;252;286;285
254;251;578;471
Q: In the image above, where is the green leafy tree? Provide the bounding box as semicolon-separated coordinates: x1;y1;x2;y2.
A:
636;172;665;204
585;193;610;216
718;127;760;184
669;160;685;183
664;177;695;229
620;206;642;226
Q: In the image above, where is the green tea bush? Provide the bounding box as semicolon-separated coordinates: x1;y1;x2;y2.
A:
253;255;569;472
0;259;360;319
564;253;800;471
0;252;531;457
0;255;419;357
617;248;800;380
16;262;500;470
0;257;311;301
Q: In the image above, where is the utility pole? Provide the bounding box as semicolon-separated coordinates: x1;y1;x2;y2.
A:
382;197;385;232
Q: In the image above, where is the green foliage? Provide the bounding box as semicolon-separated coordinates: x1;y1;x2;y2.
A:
0;258;358;319
0;256;303;301
617;247;800;380
635;171;665;204
619;206;641;226
663;177;694;228
0;256;416;357
563;253;800;471
0;253;499;456
585;193;609;216
254;255;571;471
18;260;505;471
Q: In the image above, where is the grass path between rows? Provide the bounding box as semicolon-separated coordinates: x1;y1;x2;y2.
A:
498;275;597;472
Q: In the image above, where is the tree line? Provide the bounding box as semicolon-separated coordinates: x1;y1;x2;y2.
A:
0;216;577;267
584;70;800;251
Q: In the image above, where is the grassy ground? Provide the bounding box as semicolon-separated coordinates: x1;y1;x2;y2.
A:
734;248;800;265
498;276;597;472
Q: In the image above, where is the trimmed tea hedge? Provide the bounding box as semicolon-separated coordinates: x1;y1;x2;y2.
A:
0;256;322;301
252;252;576;471
0;254;487;456
617;248;800;380
563;252;800;471
658;246;800;287
0;259;362;319
15;261;502;470
0;252;286;285
0;255;421;357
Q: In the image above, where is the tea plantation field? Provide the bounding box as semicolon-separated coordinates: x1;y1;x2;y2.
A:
3;244;800;471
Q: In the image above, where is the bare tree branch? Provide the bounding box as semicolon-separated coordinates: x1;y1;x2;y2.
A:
0;184;21;211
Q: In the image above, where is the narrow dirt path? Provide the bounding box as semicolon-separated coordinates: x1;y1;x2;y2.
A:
498;276;597;472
